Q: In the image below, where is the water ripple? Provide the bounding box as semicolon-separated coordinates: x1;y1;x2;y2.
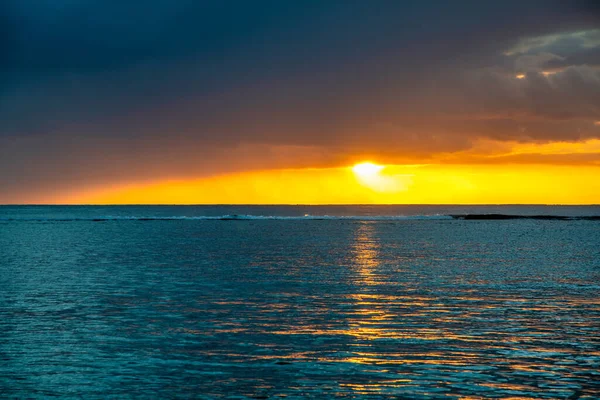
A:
1;218;599;398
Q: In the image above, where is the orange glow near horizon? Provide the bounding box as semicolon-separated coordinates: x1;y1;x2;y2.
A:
60;162;600;205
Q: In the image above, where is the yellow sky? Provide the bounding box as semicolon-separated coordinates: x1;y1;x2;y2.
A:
59;162;597;205
50;138;598;205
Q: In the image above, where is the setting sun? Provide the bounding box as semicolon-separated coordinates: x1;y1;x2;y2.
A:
352;162;384;177
351;162;411;194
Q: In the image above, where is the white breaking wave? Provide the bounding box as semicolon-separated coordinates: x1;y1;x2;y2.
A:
0;214;455;222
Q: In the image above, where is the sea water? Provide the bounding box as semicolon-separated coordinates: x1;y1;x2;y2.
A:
1;205;599;398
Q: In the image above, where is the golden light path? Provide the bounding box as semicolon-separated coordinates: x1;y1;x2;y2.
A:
65;161;600;205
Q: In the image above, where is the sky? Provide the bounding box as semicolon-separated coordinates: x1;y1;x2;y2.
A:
1;0;600;204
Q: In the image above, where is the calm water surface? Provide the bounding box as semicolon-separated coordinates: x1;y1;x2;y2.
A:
1;206;599;398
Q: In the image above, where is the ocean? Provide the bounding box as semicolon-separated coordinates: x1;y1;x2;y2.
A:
1;205;599;398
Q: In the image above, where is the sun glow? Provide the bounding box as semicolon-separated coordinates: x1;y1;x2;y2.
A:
353;162;384;177
352;162;411;193
59;162;600;205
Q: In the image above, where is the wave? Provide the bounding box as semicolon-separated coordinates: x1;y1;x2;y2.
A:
0;214;453;222
1;213;599;222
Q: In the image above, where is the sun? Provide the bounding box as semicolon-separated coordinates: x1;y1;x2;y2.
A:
351;162;411;193
352;162;384;178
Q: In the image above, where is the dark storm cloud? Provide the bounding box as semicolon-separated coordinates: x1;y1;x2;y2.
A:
1;0;599;200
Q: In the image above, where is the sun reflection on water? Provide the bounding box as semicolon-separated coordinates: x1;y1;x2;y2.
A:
351;222;382;283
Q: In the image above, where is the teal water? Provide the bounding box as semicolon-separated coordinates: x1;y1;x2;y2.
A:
1;206;599;398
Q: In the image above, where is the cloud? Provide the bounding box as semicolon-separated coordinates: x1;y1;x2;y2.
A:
505;29;600;72
1;1;600;201
455;65;600;124
506;29;600;56
514;53;565;72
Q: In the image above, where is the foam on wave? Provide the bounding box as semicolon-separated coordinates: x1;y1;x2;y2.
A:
1;214;454;222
